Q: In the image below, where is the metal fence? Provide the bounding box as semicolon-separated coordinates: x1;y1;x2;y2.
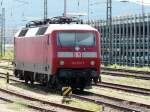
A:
0;8;5;56
89;13;150;67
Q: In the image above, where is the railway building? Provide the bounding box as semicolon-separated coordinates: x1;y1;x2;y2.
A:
91;13;150;66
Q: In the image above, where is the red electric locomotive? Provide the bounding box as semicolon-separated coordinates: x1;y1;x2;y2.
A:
14;17;101;90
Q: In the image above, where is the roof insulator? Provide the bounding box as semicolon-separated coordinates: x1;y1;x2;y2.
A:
26;16;83;28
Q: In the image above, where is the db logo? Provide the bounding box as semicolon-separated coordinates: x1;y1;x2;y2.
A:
74;52;82;58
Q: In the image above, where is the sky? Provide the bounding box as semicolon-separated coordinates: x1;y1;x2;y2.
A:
126;0;150;5
1;0;150;28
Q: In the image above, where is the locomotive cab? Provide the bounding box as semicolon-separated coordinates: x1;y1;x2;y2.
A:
51;29;101;89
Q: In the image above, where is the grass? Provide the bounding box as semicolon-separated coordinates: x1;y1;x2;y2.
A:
102;75;150;89
102;64;150;72
64;98;102;112
0;49;13;61
7;102;27;112
0;78;8;88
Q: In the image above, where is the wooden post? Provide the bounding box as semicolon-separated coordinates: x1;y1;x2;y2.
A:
6;72;9;83
62;87;72;104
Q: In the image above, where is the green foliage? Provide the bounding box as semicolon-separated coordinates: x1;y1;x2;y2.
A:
7;102;26;111
65;98;102;112
1;49;13;61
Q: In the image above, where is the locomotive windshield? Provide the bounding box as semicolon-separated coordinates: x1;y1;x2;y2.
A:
57;32;95;46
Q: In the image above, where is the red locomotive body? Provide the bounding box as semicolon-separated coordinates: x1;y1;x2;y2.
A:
14;20;101;90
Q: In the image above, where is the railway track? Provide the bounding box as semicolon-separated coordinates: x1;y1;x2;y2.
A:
1;68;150;95
0;59;11;61
101;71;150;80
0;72;150;112
94;82;150;96
0;72;20;83
72;91;150;112
0;65;13;71
0;68;150;96
102;67;150;75
0;65;150;111
102;67;150;78
0;87;93;112
0;94;57;112
0;72;96;112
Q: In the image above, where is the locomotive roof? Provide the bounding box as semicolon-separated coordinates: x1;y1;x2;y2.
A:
15;24;98;37
46;24;97;33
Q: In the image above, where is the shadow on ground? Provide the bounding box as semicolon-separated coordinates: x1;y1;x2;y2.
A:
9;81;92;96
9;82;60;95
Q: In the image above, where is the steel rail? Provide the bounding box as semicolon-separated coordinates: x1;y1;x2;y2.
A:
101;70;150;80
0;73;20;82
0;59;11;61
0;95;57;112
94;82;150;96
102;67;150;76
0;65;13;71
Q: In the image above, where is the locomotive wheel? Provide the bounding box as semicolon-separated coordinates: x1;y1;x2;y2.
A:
79;87;84;91
48;75;62;90
93;77;99;84
18;71;24;80
14;70;18;77
30;74;34;85
55;78;63;90
41;82;47;86
24;75;29;84
30;80;34;85
25;78;29;84
98;76;101;83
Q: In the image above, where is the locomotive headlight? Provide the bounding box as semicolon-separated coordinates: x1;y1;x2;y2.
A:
90;61;95;65
59;60;64;65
